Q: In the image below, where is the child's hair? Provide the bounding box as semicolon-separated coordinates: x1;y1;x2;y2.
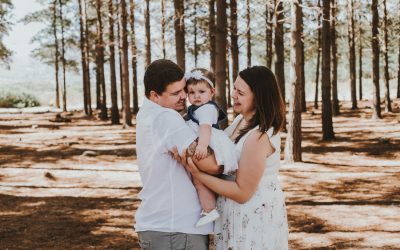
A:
185;68;215;89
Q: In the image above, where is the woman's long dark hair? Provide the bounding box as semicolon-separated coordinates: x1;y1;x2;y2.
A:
234;66;285;144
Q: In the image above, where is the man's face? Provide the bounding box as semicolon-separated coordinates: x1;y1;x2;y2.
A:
152;78;187;111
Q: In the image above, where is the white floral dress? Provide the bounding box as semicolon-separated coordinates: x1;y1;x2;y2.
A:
215;115;289;250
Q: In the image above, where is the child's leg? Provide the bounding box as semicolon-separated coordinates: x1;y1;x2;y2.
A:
192;177;216;212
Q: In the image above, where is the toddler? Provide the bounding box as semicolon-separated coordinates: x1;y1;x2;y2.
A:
184;68;238;227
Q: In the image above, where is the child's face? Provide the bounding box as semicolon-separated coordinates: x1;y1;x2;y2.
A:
187;82;215;106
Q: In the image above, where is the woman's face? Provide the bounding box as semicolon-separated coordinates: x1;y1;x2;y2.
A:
232;76;255;119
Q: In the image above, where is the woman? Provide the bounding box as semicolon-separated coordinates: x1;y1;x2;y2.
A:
181;66;289;249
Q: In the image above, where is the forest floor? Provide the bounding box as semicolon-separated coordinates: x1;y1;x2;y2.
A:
0;100;399;250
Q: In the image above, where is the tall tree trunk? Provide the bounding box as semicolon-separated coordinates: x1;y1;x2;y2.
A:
284;0;302;163
331;0;339;115
117;10;124;111
95;66;101;109
358;11;363;101
347;0;357;109
321;0;334;140
108;0;119;124
230;0;239;81
52;0;60;109
58;0;67;112
161;0;166;59
174;0;185;71
120;0;131;126
314;0;321;109
194;2;198;67
274;0;285;101
226;52;232;108
215;0;227;129
300;2;306;112
246;0;251;67
144;0;151;66
209;0;216;72
397;2;400;99
383;0;392;112
266;0;273;69
96;0;107;120
129;0;139;114
78;0;89;115
83;0;92;116
371;0;381;119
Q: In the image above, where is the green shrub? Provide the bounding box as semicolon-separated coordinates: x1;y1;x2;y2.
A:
0;93;41;108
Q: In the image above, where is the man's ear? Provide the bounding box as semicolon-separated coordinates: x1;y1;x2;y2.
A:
149;90;159;102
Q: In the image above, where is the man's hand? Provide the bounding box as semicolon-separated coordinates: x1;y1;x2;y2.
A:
170;146;185;165
194;144;208;160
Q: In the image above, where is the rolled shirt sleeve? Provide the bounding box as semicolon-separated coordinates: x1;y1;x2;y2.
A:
153;111;197;154
194;104;219;126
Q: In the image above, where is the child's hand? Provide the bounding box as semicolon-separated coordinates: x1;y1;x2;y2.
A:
194;144;208;160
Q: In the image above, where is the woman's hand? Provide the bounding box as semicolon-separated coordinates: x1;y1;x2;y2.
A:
182;155;201;176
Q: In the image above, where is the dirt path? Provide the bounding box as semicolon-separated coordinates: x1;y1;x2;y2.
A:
1;101;399;249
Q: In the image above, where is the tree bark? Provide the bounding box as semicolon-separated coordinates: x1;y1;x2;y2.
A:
314;0;321;109
383;0;392;112
230;0;239;81
96;0;107;120
144;0;151;67
215;0;227;129
331;0;339;115
371;0;381;119
246;0;251;67
321;0;334;140
209;0;216;72
347;0;357;109
120;0;132;126
108;0;120;124
284;0;302;163
117;10;124;111
129;0;139;114
83;0;92;116
266;0;273;69
161;0;166;59
58;0;67;112
274;0;285;102
194;2;198;67
78;0;89;115
398;15;400;99
52;0;60;109
358;11;363;101
299;2;306;112
226;51;232;108
174;0;185;71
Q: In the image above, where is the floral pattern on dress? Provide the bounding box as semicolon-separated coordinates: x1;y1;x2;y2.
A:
215;123;289;250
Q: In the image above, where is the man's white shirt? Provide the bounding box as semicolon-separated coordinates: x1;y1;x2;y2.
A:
134;98;213;234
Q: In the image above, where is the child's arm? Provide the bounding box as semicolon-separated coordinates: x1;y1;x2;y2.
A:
195;124;212;160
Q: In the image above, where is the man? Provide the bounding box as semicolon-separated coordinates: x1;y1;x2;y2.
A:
135;59;220;249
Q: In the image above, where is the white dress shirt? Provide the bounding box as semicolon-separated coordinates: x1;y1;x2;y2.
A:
134;98;213;234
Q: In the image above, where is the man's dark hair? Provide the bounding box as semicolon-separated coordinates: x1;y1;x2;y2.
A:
144;59;184;98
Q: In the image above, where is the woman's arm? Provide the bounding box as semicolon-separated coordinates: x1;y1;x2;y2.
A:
184;130;274;204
